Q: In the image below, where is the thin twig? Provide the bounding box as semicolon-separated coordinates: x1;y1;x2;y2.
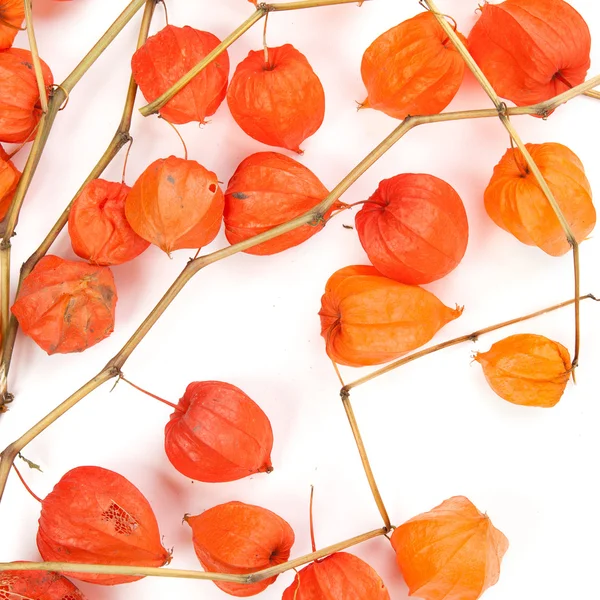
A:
23;0;48;115
11;463;42;503
341;391;391;530
120;375;180;411
0;528;387;581
343;294;598;392
138;0;371;117
309;486;317;553
0;0;156;404
423;0;583;369
0;79;597;500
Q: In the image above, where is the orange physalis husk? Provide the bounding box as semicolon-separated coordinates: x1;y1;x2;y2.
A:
0;143;20;220
131;25;230;125
484;142;595;257
281;552;390;600
227;44;325;153
68;179;150;266
11;255;117;354
468;0;591;107
355;173;468;285
319;265;462;367
37;466;170;586
125;156;224;254
165;381;274;482
0;48;53;143
0;0;25;50
0;569;87;599
391;496;509;600
360;12;467;120
224;152;341;255
186;501;295;597
474;333;572;408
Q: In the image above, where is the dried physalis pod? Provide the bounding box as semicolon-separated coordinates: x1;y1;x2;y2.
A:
475;333;572;408
360;12;466;120
0;569;87;600
37;466;170;586
165;381;274;482
186;501;295;597
11;256;117;354
0;144;20;220
132;25;230;124
0;49;53;143
125;156;224;254
319;265;462;367
227;45;325;153
484;142;595;256
356;174;468;284
391;496;509;600
0;0;25;50
68;179;150;266
468;0;590;107
224;152;341;254
282;552;390;600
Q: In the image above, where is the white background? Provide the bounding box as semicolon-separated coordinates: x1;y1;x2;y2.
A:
1;0;599;598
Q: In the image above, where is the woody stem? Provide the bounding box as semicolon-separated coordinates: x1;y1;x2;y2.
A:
138;0;370;117
0;81;597;501
341;391;392;530
424;0;583;368
23;0;48;114
0;528;387;582
343;294;597;392
0;0;157;407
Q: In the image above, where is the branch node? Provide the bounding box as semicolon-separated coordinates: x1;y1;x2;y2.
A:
340;387;350;400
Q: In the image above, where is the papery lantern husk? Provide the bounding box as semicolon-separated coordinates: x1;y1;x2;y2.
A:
475;333;572;408
319;265;462;367
131;25;230;125
281;552;390;600
11;255;117;354
484;142;595;256
224;152;340;255
0;48;53;143
227;44;325;153
468;0;591;107
0;0;24;50
125;156;224;254
68;179;150;266
165;381;274;482
391;496;509;600
0;143;20;220
360;12;467;120
37;466;170;586
355;173;468;284
0;568;87;599
186;501;295;597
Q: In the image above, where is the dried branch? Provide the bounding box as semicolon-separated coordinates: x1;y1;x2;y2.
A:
139;0;370;117
23;0;48;115
423;0;585;368
0;527;387;582
0;76;597;502
0;0;157;403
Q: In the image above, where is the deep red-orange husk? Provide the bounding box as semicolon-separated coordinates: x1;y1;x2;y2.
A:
165;381;274;482
186;501;295;597
0;48;53;143
0;0;25;50
0;568;87;599
131;25;230;124
468;0;591;107
355;173;468;284
37;466;170;586
68;179;150;266
281;552;391;600
11;256;117;354
224;152;339;255
227;44;325;153
0;144;20;220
